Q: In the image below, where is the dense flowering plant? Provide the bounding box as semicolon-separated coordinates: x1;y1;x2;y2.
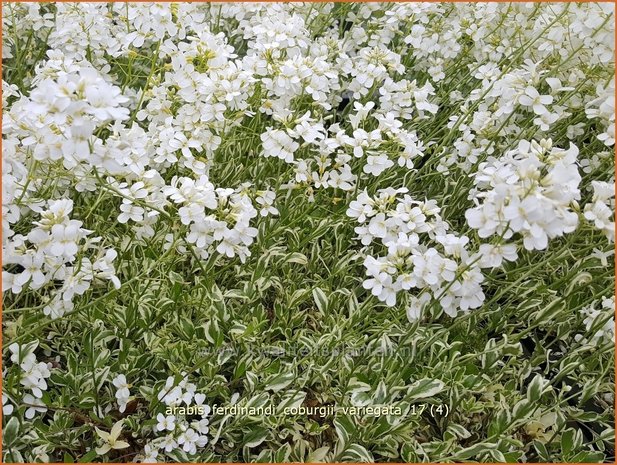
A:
2;2;615;463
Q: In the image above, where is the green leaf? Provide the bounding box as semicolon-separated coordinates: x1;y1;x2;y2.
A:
526;374;546;403
288;289;310;308
401;443;417;462
350;390;371;406
341;444;374;462
265;372;295;392
561;429;575;457
512;398;534;420
450;442;497;460
488;409;511;436
372;380;388;404
277;390;307;411
3;417;19;446
570;451;605;462
312;287;329;312
273;444;292;463
487;449;506;462
532;441;550;461
407;378;445;400
95;365;111;392
244;427;268;448
224;289;249;300
333;415;355;448
307;446;330;463
79;450;98;463
446;423;471;440
286;252;308;265
204;319;223;347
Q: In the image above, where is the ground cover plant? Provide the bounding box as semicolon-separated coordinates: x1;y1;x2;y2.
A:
1;2;615;463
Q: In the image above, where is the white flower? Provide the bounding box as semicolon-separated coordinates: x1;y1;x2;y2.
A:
347;192;374;223
260;127;299;163
406;293;431;322
156;413;176;432
49;223;81;257
23;393;46;419
328;168;355;191
169;132;202;158
2;394;14;416
367;213;388;238
177;428;199;455
477;243;518;268
142;443;159;463
590;248;614;267
15;252;46;290
465;206;500;238
467;140;581;251
112;374;131;413
255;190;278;217
118;202;145;224
3;271;23;294
519;86;553;115
363;154;394;176
159;435;178;453
578;297;615;344
583;180;615;242
191;417;210;435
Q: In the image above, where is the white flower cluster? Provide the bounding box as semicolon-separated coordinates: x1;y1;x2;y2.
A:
347;188;498;319
3;5;284;316
575;296;615;345
583;180;615;243
2;199;120;319
1;4;53;60
163;178;273;262
4;55;129;178
217;3;440;196
6;342;52;419
433;2;615;174
400;3;463;81
138;375;210;462
466;139;581;251
262;85;436;196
